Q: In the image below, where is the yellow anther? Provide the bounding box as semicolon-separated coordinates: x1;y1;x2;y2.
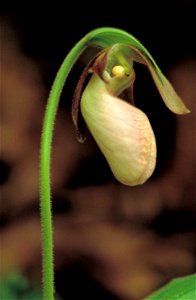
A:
112;65;127;77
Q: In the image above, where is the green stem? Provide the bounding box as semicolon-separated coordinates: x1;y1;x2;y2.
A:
39;38;88;300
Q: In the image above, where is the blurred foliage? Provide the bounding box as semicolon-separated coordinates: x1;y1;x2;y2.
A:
1;272;195;300
0;273;42;300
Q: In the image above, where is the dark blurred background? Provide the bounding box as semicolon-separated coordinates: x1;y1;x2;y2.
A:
0;1;196;299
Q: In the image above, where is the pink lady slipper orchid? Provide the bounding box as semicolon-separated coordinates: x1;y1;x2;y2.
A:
72;42;190;187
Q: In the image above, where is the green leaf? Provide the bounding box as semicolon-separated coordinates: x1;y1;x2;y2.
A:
146;274;196;299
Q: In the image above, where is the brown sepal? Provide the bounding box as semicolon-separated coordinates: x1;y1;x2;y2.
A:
71;49;108;142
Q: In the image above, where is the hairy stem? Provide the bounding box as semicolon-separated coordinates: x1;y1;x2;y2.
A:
40;37;88;300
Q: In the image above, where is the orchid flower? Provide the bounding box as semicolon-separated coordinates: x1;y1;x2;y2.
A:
72;43;189;186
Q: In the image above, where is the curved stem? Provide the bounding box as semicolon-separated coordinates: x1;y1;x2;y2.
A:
40;39;88;300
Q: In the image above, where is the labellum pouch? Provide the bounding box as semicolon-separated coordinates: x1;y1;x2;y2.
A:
81;73;157;186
